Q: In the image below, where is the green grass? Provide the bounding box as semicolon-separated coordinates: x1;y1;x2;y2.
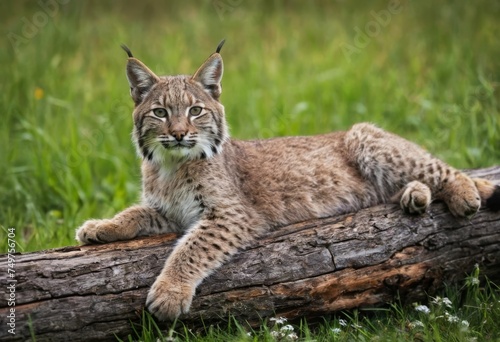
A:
1;0;500;341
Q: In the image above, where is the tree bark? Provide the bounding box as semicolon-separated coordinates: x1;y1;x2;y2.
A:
1;166;499;342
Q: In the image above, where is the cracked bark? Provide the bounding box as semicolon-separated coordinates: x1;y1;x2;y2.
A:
1;166;499;342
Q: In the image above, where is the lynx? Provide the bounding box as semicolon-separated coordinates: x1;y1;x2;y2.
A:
76;40;500;321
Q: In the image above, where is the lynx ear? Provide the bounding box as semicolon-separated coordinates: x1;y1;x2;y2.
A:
192;41;225;100
121;45;160;105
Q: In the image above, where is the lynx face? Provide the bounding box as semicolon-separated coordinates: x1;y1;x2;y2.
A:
125;47;228;164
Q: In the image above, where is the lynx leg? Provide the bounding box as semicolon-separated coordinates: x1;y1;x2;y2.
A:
392;181;432;215
344;123;492;217
146;217;246;320
76;205;178;244
146;205;265;321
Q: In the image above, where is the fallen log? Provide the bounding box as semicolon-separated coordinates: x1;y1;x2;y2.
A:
1;166;500;342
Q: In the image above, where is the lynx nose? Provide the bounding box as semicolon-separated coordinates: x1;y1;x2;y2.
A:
171;130;187;142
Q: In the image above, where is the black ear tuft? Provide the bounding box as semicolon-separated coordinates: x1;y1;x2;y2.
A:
486;185;500;211
216;39;225;54
121;44;134;58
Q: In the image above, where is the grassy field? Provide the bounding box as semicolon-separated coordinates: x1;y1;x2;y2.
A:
1;0;500;340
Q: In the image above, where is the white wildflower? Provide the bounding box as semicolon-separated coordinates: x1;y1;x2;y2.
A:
270;316;288;325
339;318;348;327
270;330;281;338
247;332;252;336
409;320;424;329
470;277;480;285
287;332;298;340
431;296;452;308
442;297;453;308
331;327;341;334
445;312;459;323
415;305;430;314
461;320;470;331
280;325;294;332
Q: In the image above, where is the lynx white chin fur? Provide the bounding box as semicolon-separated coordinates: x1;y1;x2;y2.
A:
76;41;500;321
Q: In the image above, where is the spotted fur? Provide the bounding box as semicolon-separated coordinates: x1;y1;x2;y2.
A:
76;43;500;321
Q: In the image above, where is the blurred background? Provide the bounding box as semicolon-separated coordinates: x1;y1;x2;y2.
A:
1;0;499;251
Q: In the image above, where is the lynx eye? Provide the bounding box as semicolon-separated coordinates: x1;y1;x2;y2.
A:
153;108;167;118
189;106;203;117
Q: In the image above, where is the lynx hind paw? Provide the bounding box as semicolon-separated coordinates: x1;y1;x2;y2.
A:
445;176;481;218
400;181;432;215
75;219;119;245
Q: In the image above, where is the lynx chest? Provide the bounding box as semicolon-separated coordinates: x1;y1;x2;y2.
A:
141;167;205;230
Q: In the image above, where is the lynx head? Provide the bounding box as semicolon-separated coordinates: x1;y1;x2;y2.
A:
122;40;228;164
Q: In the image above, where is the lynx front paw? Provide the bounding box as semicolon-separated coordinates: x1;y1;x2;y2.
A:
75;219;120;244
400;181;432;215
146;276;195;321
